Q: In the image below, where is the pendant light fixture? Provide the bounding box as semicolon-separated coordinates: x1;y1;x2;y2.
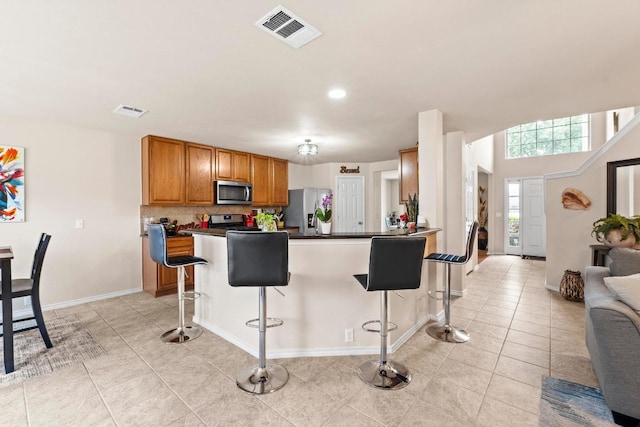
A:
298;138;318;156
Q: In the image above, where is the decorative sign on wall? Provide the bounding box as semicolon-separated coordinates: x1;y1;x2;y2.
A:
0;146;25;222
340;165;360;174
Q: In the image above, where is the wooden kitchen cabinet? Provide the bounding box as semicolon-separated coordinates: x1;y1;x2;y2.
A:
142;235;195;297
142;135;186;205
215;148;251;182
399;147;418;202
142;136;214;206
185;143;214;205
271;157;289;206
251;154;288;207
251;154;270;206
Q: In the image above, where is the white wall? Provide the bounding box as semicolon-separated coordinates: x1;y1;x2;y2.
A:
0;118;141;308
491;112;607;254
289;159;399;232
546;114;640;289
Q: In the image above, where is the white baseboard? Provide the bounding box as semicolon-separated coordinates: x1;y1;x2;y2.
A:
194;315;433;359
545;281;559;292
43;287;142;312
1;287;142;321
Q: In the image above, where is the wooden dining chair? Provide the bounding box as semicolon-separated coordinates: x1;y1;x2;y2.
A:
0;233;53;348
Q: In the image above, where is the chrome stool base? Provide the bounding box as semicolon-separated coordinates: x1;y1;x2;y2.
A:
236;364;289;394
426;323;469;343
357;359;411;390
161;326;203;344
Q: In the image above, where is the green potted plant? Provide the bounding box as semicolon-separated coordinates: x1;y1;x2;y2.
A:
405;193;418;230
256;212;278;232
591;213;640;247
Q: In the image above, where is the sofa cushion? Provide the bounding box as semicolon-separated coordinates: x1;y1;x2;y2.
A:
608;247;640;276
603;273;640;314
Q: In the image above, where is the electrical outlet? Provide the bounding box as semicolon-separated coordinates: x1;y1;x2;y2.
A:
75;219;84;229
345;328;354;342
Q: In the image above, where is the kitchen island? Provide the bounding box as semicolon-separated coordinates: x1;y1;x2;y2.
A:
184;227;440;358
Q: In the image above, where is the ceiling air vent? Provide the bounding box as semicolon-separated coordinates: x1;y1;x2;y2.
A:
113;104;148;118
255;5;322;48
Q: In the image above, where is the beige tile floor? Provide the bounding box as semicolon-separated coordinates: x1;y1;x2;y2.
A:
1;255;597;426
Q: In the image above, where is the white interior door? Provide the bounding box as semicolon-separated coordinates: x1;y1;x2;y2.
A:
337;176;364;232
522;178;546;257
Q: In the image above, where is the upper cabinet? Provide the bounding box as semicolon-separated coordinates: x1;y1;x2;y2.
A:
271;157;289;206
142;136;213;206
142;135;186;205
215;148;250;182
399;147;418;202
251;154;289;207
185;143;214;205
142;135;288;207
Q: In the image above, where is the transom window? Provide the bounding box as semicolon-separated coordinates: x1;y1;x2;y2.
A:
506;114;590;159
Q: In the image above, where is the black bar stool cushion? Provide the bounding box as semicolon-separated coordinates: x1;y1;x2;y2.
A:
356;237;426;292
227;231;289;287
425;222;478;265
148;224;206;268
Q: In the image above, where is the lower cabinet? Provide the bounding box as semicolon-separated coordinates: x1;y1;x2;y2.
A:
142;235;194;297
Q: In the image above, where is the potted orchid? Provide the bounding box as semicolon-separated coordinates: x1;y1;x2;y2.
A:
316;193;333;234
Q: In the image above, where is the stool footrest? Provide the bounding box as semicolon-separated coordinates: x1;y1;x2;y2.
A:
182;291;201;301
427;290;444;301
362;320;398;333
246;318;284;329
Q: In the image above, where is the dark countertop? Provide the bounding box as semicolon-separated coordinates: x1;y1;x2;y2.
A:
180;227;440;239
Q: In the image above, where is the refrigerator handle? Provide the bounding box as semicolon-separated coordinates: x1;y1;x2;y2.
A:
311;200;318;229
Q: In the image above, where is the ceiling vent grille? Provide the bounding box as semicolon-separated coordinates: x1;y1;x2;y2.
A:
255;6;322;48
113;104;148;118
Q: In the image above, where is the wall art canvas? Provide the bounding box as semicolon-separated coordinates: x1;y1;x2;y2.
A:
0;146;25;222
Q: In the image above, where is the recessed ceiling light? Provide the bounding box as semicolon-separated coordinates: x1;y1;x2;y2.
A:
328;89;346;99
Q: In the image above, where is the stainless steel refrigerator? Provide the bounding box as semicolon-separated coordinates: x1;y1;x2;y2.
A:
282;188;331;233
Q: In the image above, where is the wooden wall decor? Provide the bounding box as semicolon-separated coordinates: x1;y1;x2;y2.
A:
340;166;360;174
562;188;591;210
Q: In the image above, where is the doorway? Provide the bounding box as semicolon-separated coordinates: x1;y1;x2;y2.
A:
380;170;403;231
505;177;546;257
477;171;489;263
336;176;365;232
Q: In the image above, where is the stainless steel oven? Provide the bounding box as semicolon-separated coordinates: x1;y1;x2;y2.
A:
215;180;253;205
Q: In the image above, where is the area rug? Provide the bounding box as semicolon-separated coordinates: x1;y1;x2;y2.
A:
539;376;615;426
0;315;106;387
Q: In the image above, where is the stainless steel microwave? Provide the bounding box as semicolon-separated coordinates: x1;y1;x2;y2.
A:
215;180;253;205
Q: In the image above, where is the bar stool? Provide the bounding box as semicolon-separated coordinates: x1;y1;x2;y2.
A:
226;231;290;394
147;224;207;343
425;221;478;343
354;236;426;390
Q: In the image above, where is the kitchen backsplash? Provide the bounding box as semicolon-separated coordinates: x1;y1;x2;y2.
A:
140;205;254;228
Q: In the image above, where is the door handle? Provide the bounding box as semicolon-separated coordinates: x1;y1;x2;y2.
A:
358;222;363;225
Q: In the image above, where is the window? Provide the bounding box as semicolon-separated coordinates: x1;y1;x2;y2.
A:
506;114;590;159
507;181;520;250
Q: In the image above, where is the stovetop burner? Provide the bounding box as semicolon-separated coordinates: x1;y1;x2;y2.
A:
208;214;258;231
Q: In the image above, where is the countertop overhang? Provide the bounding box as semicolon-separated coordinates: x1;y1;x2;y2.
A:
180;227;440;239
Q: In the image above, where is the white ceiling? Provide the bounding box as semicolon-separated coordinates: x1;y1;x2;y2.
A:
1;1;640;164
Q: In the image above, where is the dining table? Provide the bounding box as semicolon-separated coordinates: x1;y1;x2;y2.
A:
0;246;15;373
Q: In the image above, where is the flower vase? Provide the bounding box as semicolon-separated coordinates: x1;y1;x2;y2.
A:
320;221;332;235
263;221;277;232
408;222;416;232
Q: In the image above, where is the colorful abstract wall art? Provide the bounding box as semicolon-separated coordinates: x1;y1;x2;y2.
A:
0;146;25;222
